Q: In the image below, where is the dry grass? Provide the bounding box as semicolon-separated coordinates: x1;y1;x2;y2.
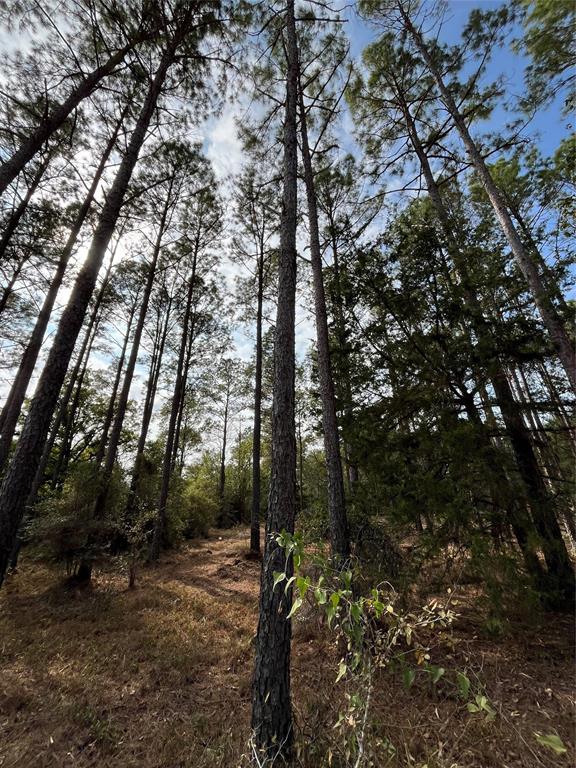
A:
0;528;574;768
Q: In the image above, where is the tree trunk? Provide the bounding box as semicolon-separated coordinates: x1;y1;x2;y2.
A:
324;200;358;493
150;255;198;561
400;91;573;604
0;118;124;471
298;70;350;564
0;42;136;195
250;256;264;553
251;0;298;760
0;42;178;587
219;389;229;508
93;180;173;521
0;153;51;262
27;255;114;501
93;300;138;469
171;316;196;474
400;5;576;392
125;294;172;522
0;252;30;317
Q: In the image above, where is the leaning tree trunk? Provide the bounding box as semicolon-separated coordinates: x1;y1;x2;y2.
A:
0;153;51;262
410;10;575;391
399;93;574;606
399;5;576;392
251;0;298;761
0;117;124;471
0;252;31;317
92;180;173;525
94;302;138;469
0;157;51;318
250;255;264;554
298;70;350;564
0;41;138;195
27;254;114;504
0;41;179;587
5;240;114;570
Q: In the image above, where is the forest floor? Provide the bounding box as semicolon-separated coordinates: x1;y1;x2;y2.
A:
0;527;574;768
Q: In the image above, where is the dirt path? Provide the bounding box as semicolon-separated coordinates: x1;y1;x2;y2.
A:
0;528;574;768
0;528;263;768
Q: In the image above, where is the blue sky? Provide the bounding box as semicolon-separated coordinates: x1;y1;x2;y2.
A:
342;0;570;159
205;0;574;367
1;0;572;431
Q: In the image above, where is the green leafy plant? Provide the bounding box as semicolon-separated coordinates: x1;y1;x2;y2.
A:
272;530;457;764
534;732;568;755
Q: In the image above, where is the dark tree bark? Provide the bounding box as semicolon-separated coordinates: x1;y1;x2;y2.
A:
0;41;179;586
297;415;304;512
326;223;358;492
298;70;350;564
250;252;264;553
218;383;230;508
171;313;196;474
8;277;109;570
399;4;576;392
27;254;114;505
0;117;124;471
251;0;298;760
50;303;107;488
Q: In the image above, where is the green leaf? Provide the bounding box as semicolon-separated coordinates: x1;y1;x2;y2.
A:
341;570;353;589
456;671;470;699
336;660;347;682
272;571;285;590
534;733;567;755
314;587;327;605
428;665;445;684
287;596;302;618
402;667;416;689
296;575;309;599
327;603;337;628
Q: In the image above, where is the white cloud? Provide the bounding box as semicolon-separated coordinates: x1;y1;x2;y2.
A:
202;105;244;181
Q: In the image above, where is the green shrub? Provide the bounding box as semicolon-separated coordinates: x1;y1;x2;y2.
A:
29;462;127;574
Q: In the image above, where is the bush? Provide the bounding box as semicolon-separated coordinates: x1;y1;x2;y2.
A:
28;462;127;575
182;487;218;538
